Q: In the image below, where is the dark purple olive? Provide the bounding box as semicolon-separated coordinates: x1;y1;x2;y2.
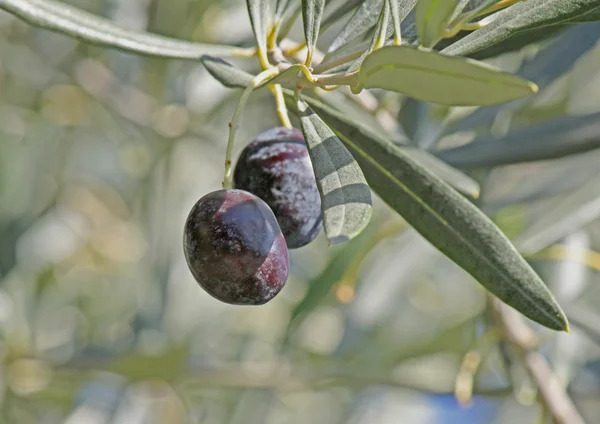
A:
183;189;289;305
233;127;322;249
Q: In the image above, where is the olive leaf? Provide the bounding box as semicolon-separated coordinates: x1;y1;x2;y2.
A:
345;0;392;72
450;22;600;132
275;0;297;20
292;94;568;332
320;0;364;31
296;94;373;244
513;173;600;256
201;56;303;89
357;45;538;106
0;0;247;59
201;56;254;88
247;0;273;55
439;112;600;170
302;0;326;64
328;0;384;53
443;0;600;56
416;0;462;47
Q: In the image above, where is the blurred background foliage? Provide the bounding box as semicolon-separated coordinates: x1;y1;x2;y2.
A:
0;0;600;423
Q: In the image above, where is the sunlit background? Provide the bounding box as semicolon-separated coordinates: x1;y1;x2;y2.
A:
1;0;600;423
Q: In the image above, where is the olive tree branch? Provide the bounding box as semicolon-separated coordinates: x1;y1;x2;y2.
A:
0;0;254;59
491;296;585;424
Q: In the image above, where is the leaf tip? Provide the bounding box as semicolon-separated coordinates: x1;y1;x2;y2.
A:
529;82;539;94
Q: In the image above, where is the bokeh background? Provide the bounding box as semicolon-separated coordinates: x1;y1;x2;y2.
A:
1;0;600;423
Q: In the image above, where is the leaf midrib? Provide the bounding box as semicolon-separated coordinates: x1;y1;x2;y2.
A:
360;62;531;91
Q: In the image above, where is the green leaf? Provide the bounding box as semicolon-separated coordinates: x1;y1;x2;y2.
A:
442;0;600;57
247;0;272;55
513;173;600;256
439;112;600;170
201;57;303;89
320;0;364;31
357;46;538;106
328;0;384;53
450;22;600;133
296;95;373;244
0;0;249;60
404;147;480;198
201;56;254;89
275;0;297;20
416;0;461;47
346;0;392;72
302;0;326;63
292;94;568;332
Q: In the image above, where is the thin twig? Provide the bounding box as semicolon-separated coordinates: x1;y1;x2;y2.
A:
491;297;585;424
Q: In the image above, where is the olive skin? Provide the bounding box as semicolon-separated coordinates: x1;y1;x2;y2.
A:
233;127;322;249
183;189;289;305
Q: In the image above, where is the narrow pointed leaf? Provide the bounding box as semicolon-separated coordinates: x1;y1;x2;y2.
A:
0;0;248;60
416;0;461;47
201;56;254;88
296;96;372;244
346;0;392;72
442;0;600;57
514;173;600;256
328;0;383;53
247;0;272;55
357;46;538;106
450;22;600;133
201;57;302;89
275;0;296;20
291;94;568;332
310;90;478;197
302;0;326;62
440;113;600;170
404;148;480;198
320;0;364;31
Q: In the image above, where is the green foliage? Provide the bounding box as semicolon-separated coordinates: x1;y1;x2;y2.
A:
297;95;373;244
357;46;538;105
0;0;244;59
440;112;600;169
416;0;462;47
4;0;600;420
301;0;326;64
246;0;272;54
293;95;568;331
443;0;600;56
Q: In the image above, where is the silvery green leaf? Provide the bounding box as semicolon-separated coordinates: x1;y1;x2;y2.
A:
320;0;364;31
0;0;250;59
450;22;600;132
442;0;600;57
440;112;600;169
292;94;568;332
416;0;461;47
302;0;326;62
201;56;254;89
328;0;384;53
297;95;373;244
247;0;272;55
275;0;297;19
357;46;537;106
